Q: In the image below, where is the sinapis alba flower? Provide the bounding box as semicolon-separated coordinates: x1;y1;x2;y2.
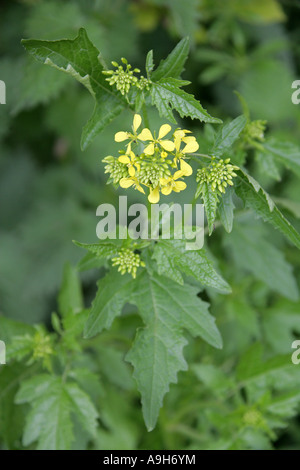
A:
115;114;145;154
112;248;145;278
119;176;145;194
118;151;140;177
160;170;187;196
173;129;198;176
141;124;175;155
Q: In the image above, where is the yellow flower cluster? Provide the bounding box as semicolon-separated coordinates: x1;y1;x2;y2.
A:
103;114;199;203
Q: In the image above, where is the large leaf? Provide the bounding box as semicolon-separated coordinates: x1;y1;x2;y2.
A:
151;78;221;124
126;271;222;431
153;239;231;293
22;28;125;149
235;170;300;250
15;375;98;450
151;37;190;81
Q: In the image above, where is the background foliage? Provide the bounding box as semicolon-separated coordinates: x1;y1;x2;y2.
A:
1;0;300;450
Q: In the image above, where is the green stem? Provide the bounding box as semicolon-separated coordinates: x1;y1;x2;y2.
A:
142;103;150;129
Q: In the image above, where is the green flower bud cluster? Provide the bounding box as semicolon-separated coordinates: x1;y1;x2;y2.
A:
243;410;264;427
242;119;267;146
137;161;171;188
111;248;145;278
103;156;129;184
103;58;151;96
136;75;151;91
196;157;239;194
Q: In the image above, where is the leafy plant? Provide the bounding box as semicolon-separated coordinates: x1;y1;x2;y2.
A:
1;0;300;451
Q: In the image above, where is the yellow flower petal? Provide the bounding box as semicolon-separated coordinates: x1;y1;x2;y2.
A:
173;170;185;180
138;128;153;141
120;178;134;188
158;124;172;139
160;177;171;185
136;184;145;194
174;181;187;192
148;187;160;203
173;129;185;139
118;155;130;164
125;142;132;154
128;166;136;177
133;114;142;132
180;159;193;176
160;140;175;152
144;142;155;155
182;140;199;154
115;131;129;142
182;136;196;143
161;185;172;195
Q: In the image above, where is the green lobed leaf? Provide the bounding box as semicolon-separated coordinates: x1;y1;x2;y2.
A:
151;78;221;124
73;240;120;259
218;187;235;233
153;239;231;293
151;37;190;81
213;115;247;156
235;169;300;250
84;270;135;338
22;28;125;149
15;375;98;450
126;271;222;431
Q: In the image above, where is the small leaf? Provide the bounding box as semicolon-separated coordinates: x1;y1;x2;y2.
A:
151;37;190;81
153;239;231;293
195;182;219;235
151;78;221;124
73;240;119;259
235;169;300;250
213;115;247;156
145;50;154;77
218;187;235;233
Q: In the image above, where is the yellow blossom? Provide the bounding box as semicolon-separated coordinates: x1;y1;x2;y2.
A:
141;124;175;155
173;129;199;176
118;151;140;176
114;114;144;153
119;176;145;194
160;170;187;196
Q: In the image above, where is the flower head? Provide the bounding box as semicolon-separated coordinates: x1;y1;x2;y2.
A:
196;157;239;194
160;170;187;196
141;124;175;155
